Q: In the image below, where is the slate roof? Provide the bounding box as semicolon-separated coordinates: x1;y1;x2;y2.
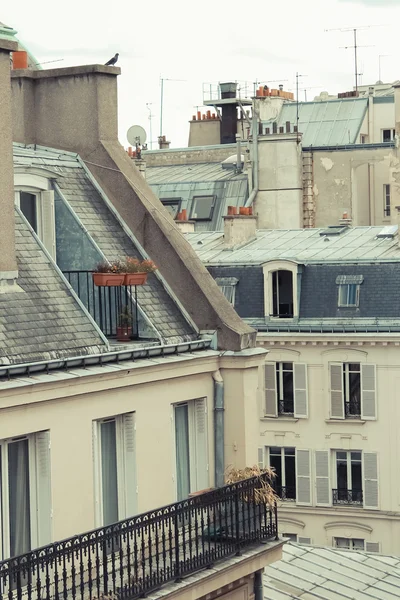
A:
13;144;197;345
0;212;106;365
186;226;400;265
264;542;400;599
263;97;368;146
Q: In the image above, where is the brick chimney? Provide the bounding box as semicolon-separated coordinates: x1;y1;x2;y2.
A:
223;210;257;248
0;39;20;290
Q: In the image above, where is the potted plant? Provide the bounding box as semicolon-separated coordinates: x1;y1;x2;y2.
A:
92;260;125;287
116;306;132;341
124;257;158;286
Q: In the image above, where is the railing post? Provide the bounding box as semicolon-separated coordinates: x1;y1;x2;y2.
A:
235;487;241;556
174;509;181;582
274;501;279;540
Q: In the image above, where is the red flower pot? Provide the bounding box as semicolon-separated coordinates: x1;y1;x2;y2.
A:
124;273;148;286
116;326;132;342
92;273;125;286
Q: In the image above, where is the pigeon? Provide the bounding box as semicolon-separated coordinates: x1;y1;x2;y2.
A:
105;53;119;66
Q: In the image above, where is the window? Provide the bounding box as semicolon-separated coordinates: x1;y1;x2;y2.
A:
382;128;395;142
190;196;215;221
268;447;296;501
15;188;56;260
20;191;38;231
174;399;208;501
161;198;181;219
276;362;294;415
384;184;391;217
215;277;238;306
281;533;297;541
272;270;293;317
93;413;136;526
265;362;308;418
333;451;363;506
329;363;376;420
338;284;359;307
0;431;52;559
360;134;367;144
334;537;365;550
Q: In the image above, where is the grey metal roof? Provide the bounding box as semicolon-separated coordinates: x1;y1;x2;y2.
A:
264;542;400;599
0;212;106;365
13;144;197;345
186;226;400;265
263;98;368;146
146;162;246;184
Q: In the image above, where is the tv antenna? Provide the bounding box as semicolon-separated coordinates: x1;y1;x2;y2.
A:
324;25;383;93
146;103;154;150
159;77;186;138
296;73;307;142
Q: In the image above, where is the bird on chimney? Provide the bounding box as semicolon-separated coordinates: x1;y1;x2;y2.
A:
105;53;119;66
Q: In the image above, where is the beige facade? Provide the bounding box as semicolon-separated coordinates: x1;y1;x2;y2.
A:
258;333;400;555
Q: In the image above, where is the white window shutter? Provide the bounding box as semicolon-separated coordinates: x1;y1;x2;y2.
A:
363;452;379;509
92;421;101;527
296;449;312;505
298;537;312;545
294;363;308;418
361;364;376;420
258;447;265;469
265;363;277;417
194;398;209;491
330;363;344;419
41;190;56;260
365;541;380;553
122;413;137;518
315;451;331;506
35;431;52;546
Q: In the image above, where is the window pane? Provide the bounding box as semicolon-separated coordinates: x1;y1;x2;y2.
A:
219;285;234;304
272;272;279;316
284;452;296;497
269;449;282;489
336;453;348;490
338;285;347;305
175;404;191;500
100;420;119;526
351;457;362;491
352;539;365;550
20;192;38;233
347;285;357;305
161;200;180;219
277;271;293;317
348;363;360;372
335;537;350;549
282;363;293;371
8;439;31;556
191;196;214;220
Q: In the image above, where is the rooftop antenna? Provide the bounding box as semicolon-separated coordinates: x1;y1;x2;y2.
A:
253;78;288;96
379;54;389;82
35;59;64;66
146;103;154;150
159;76;186;138
296;73;307;142
324;25;383;93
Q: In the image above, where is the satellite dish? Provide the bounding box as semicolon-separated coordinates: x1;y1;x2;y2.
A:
127;125;147;146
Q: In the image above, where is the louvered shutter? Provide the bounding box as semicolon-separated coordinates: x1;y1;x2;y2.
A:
315;451;331;506
41;190;56;260
92;421;101;526
330;363;344;419
258;447;265;469
365;541;380;553
294;363;308;418
35;431;52;546
122;413;137;517
363;452;379;509
265;363;277;417
361;364;376;420
194;398;209;491
298;537;312;545
296;449;311;505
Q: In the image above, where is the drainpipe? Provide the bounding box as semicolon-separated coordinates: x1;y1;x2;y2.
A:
254;570;263;600
236;134;242;174
245;108;259;208
213;369;225;488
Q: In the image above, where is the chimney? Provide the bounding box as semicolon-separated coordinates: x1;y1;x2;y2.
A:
218;82;238;144
223;211;257;248
158;135;171;149
175;210;195;233
0;39;20;291
339;210;352;227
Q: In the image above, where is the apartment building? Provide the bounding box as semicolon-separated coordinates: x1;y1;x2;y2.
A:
188;214;400;555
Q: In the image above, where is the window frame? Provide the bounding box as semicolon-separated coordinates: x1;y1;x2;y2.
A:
267;446;296;501
343;362;361;417
190;195;216;221
263;260;299;320
160;198;182;219
215;277;238;306
333;449;363;506
338;283;360;308
383;184;391;218
382;128;395;143
334;537;365;550
276;362;294;415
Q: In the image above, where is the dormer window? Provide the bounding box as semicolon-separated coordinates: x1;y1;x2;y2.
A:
336;275;363;308
263;260;299;320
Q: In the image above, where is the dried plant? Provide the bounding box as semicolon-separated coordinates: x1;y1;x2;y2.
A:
225;465;278;507
93;260;124;274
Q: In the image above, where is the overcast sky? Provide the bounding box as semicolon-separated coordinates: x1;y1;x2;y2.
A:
2;0;400;148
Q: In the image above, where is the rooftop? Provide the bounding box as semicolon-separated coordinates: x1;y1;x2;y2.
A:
264;542;400;599
186;225;400;265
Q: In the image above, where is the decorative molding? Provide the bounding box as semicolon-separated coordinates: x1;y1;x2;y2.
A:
324;521;373;533
278;517;306;530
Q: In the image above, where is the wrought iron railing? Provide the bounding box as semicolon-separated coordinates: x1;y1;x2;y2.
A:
274;485;296;502
278;399;294;415
63;270;140;340
0;475;278;600
344;397;361;418
332;488;363;506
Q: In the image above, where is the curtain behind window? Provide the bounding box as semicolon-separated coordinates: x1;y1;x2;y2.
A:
8;439;31;557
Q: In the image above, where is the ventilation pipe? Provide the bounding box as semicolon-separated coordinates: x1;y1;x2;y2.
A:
254;570;264;600
235;134;242;174
213;369;225;488
245;107;259;208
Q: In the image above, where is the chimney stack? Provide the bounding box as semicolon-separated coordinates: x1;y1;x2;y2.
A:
0;39;20;290
223;208;257;248
158;135;171;149
175;210;195;233
339;210;352;227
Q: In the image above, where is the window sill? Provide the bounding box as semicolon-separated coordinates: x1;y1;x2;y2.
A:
325;419;366;425
262;416;299;422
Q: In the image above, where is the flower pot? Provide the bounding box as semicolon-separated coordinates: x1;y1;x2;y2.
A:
92;273;125;286
124;273;148;286
116;326;132;342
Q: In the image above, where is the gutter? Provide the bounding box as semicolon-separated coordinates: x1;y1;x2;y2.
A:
0;339;212;381
245;109;259;208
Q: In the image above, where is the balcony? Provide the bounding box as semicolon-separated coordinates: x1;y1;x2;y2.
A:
274;485;296;502
277;399;294;416
0;475;278;600
332;488;363;506
344;397;361;418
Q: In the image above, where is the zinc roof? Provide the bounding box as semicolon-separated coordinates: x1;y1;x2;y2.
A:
146;162;246;184
264;542;400;599
263;98;368;146
186;226;400;265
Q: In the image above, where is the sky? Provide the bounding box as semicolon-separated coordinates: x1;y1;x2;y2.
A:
2;0;400;148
